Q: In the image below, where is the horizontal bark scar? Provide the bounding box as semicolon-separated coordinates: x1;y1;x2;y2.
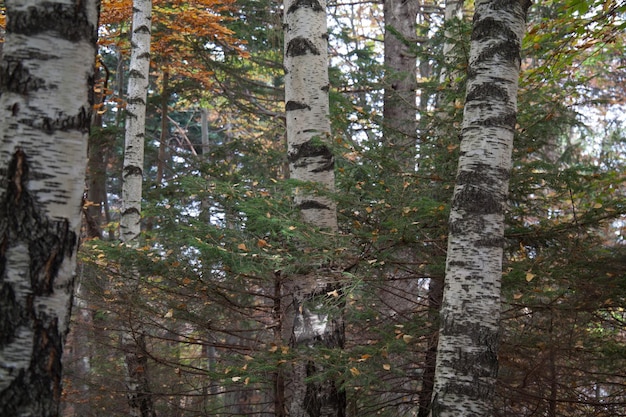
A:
7;2;98;43
287;0;324;14
286;37;320;57
288;140;333;164
286;101;311;111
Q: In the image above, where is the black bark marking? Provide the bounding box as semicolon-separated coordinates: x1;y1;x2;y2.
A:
128;69;147;79
123;165;143;178
286;100;311;111
134;25;151;35
288;140;334;167
122;207;141;217
298;200;332;211
287;0;324;14
128;96;147;105
286;37;321;57
18;107;92;134
474;112;517;129
0;150;77;416
0;60;46;94
452;186;502;215
457;166;510;189
466;83;508;103
7;2;98;44
471;18;521;65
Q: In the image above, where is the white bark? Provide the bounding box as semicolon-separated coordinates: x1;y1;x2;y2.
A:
121;0;152;242
0;1;98;414
284;0;344;415
284;0;337;231
430;1;530;416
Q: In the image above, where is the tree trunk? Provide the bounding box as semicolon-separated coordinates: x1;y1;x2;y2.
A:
283;0;345;414
284;0;337;230
0;1;99;415
430;1;530;416
383;0;418;168
119;2;157;416
155;71;169;186
120;0;152;242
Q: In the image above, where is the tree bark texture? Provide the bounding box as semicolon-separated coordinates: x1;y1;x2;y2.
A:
430;1;530;416
284;0;337;230
382;0;418;167
283;0;345;415
120;0;152;242
0;1;99;415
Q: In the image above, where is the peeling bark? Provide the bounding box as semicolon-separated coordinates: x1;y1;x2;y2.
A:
430;1;530;416
0;1;99;415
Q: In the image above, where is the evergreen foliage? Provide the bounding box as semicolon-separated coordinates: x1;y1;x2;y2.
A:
0;0;621;415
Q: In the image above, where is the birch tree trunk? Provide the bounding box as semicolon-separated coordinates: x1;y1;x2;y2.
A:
283;0;345;415
430;1;530;416
120;0;152;242
119;2;156;416
0;1;99;415
284;0;336;230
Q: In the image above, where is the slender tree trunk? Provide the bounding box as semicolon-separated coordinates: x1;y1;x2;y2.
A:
201;107;210;157
120;0;152;242
430;1;530;416
85;65;109;239
283;0;345;414
383;0;418;167
0;1;99;415
155;71;169;186
119;2;157;416
417;3;465;416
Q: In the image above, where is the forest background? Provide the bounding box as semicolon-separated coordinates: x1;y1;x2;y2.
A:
2;0;626;416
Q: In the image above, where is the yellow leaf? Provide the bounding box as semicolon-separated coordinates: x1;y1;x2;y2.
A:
349;367;360;376
257;239;268;248
244;377;250;385
238;243;248;251
402;334;414;343
383;363;391;371
327;289;339;298
231;376;241;382
513;293;523;299
244;355;254;361
164;309;174;318
268;344;278;353
593;202;603;209
365;207;372;213
525;272;536;282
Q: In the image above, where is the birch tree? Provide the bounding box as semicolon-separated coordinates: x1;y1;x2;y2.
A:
430;1;531;416
119;1;156;416
283;0;345;414
120;0;152;242
0;1;99;415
